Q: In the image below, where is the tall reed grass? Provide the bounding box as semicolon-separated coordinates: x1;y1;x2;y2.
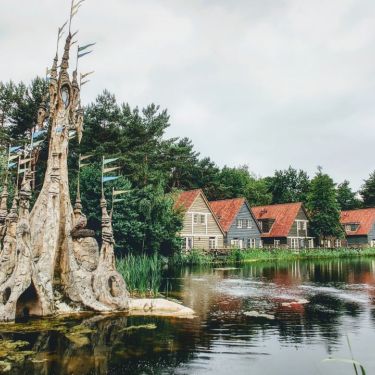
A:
116;254;162;297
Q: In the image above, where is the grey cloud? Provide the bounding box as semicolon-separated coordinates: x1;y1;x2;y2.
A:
1;0;375;190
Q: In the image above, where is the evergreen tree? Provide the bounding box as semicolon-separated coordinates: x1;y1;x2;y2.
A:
337;180;362;210
360;171;375;208
306;167;343;242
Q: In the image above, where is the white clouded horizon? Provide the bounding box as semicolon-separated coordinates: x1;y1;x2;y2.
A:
1;0;375;190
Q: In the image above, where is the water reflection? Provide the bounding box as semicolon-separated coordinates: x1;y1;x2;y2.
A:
4;258;375;374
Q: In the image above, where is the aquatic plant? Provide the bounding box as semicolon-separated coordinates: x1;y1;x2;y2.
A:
116;254;162;296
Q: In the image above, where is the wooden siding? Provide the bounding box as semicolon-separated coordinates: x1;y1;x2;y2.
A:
288;207;310;238
180;193;224;250
226;202;261;247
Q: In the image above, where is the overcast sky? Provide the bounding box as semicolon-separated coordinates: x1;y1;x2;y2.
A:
1;0;375;190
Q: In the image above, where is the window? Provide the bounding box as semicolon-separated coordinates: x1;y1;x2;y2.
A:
237;219;251;229
209;237;217;249
193;214;199;224
247;238;256;248
335;239;341;248
290;238;298;249
297;220;307;231
345;223;359;232
200;214;206;224
183;237;193;250
259;219;275;233
236;220;243;229
371;240;375;248
247;220;252;229
308;239;314;249
274;240;280;248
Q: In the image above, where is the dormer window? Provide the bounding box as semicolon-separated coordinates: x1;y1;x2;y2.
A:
345;223;359;232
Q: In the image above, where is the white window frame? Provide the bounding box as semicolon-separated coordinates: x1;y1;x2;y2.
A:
370;240;375;248
248;238;256;248
200;214;206;225
335;239;341;248
274;240;280;248
308;239;314;249
237;219;243;229
209;237;217;249
290;238;299;249
193;214;199;225
183;237;193;250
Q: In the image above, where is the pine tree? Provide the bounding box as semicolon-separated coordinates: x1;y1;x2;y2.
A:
360;171;375;208
337;180;362;210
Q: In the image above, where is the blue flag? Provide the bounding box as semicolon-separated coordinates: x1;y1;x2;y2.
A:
33;130;47;139
7;162;17;169
102;176;120;183
10;146;22;153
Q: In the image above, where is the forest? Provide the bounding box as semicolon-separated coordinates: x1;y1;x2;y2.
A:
1;78;375;255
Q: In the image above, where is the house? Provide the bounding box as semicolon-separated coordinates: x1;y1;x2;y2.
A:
174;189;225;251
251;202;314;249
340;208;375;247
210;198;261;249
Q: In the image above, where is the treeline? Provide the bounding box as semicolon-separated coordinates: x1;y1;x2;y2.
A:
1;78;375;254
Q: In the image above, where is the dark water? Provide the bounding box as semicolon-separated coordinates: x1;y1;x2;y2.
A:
4;258;375;375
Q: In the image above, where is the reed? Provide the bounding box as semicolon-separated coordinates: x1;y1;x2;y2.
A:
171;247;375;266
116;254;162;297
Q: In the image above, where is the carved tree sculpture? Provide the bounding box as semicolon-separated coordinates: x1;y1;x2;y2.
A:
0;11;129;321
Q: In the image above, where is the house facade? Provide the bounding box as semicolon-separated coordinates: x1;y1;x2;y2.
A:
210;198;261;248
340;208;375;247
252;202;314;249
175;189;225;251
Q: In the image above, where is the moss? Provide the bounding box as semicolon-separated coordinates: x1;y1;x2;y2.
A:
0;339;35;372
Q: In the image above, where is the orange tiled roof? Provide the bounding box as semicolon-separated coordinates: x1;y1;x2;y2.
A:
174;189;202;211
340;208;375;236
210;198;246;232
251;202;303;238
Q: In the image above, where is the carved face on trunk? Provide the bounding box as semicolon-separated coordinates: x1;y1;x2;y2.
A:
61;86;70;109
37;107;47;127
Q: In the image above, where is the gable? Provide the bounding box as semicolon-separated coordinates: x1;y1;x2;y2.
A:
228;202;261;236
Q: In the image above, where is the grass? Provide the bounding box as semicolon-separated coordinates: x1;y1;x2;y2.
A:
171;247;375;266
116;253;162;297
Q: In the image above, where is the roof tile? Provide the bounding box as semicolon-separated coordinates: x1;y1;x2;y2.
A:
252;202;303;237
340;208;375;236
210;198;245;232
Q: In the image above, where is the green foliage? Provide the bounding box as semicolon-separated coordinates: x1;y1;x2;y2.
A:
306;168;344;240
360;171;375;208
209;165;272;206
77;165;182;256
337;180;362;210
171;249;215;266
267;166;310;204
116;254;162;296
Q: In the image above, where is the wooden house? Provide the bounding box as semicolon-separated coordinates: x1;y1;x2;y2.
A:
340;208;375;247
174;189;225;251
210;198;261;248
251;202;314;249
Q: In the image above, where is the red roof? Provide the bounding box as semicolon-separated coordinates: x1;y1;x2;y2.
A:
251;202;303;238
340;208;375;236
210;198;246;232
174;189;202;211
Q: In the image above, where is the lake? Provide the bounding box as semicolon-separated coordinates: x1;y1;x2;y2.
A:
3;258;375;374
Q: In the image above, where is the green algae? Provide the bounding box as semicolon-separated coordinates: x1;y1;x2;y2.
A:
0;339;34;372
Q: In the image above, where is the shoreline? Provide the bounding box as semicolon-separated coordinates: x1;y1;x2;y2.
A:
171;247;375;266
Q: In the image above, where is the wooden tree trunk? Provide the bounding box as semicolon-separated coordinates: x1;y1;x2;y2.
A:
0;33;129;321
